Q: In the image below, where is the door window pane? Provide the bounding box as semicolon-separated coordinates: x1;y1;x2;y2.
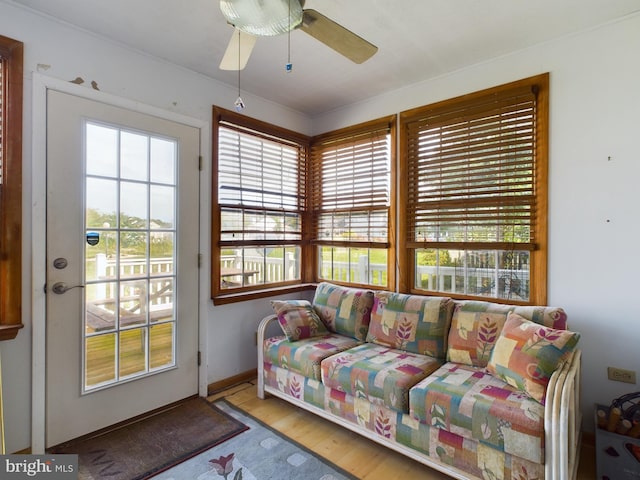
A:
150;137;176;184
150;185;175;229
86;178;117;228
86;123;118;177
120;181;148;228
121;131;149;181
119;231;148;277
85;333;116;388
150;322;174;369
149;278;174;323
150;232;174;275
119;328;147;378
119;280;148;328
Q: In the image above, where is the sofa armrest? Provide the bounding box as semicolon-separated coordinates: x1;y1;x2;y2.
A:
257;314;279;399
544;348;582;480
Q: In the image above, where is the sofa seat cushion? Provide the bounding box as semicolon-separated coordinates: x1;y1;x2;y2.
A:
263;334;361;381
321;343;442;413
409;362;545;464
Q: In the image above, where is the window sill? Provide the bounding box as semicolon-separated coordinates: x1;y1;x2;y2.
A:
0;323;24;341
409;288;534;306
212;283;317;306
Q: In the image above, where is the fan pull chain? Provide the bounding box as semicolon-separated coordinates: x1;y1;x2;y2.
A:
286;0;293;72
235;29;245;111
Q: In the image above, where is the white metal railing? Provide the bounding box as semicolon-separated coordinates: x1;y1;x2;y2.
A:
221;253;297;285
415;265;530;300
96;254;529;300
221;253;529;299
91;254;175;316
319;256;387;286
95;255;174;279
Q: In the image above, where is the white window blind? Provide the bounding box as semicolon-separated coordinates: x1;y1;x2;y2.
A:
405;84;538;250
218;124;305;245
309;117;395;288
310;121;392;247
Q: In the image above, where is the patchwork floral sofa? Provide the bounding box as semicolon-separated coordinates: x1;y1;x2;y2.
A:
257;282;582;480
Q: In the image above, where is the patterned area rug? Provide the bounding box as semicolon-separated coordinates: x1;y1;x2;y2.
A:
154;399;358;480
48;397;249;480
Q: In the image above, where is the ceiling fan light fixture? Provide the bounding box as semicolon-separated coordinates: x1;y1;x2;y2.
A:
220;0;303;36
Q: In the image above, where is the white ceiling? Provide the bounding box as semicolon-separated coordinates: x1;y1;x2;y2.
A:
9;0;640;116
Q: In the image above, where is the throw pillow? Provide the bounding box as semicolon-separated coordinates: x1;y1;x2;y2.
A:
365;291;453;359
312;282;374;341
447;301;569;367
271;300;329;341
487;312;580;404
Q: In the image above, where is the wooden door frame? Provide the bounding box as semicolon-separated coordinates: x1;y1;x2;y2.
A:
31;74;210;453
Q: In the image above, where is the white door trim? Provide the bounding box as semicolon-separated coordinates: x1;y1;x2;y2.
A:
31;73;210;453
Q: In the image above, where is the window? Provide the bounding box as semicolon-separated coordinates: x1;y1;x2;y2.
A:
213;74;547;303
212;107;310;300
310;117;396;288
399;74;548;304
83;122;179;390
0;34;23;340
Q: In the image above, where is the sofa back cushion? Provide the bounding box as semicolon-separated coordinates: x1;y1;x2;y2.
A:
447;301;568;368
312;282;374;341
366;291;453;359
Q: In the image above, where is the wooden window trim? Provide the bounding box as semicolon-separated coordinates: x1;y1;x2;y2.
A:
212;75;548;305
211;106;311;303
0;35;23;341
399;74;549;305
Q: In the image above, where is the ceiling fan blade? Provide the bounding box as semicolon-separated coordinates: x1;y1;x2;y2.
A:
219;29;258;70
299;9;377;64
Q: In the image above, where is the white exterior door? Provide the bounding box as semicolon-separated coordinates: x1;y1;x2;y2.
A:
45;89;200;447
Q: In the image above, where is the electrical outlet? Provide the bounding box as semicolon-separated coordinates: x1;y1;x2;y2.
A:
608;366;637;384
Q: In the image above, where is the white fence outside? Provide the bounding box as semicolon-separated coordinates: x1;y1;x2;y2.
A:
92;253;529;303
92;254;175;314
221;254;528;299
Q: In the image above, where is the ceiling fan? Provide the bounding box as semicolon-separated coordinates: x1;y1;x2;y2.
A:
219;0;378;70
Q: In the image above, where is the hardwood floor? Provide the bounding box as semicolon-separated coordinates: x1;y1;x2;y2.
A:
210;381;597;479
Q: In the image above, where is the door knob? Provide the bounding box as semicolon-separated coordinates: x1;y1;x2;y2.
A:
51;282;85;294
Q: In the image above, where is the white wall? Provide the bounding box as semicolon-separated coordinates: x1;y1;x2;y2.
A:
314;14;640;430
1;1;638;453
205;293;312;384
